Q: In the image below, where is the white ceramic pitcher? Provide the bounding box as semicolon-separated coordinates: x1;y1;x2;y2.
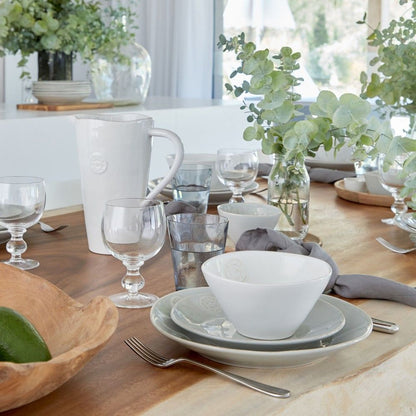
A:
75;113;184;254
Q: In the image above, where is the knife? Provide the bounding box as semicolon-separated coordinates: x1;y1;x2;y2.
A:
372;317;399;334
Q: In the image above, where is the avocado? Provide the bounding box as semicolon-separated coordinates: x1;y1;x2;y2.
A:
0;306;51;363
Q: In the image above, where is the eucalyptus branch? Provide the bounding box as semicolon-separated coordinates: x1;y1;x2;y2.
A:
218;33;381;164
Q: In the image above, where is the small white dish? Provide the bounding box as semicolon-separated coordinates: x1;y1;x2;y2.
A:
170;292;345;347
150;288;373;368
33;92;91;105
217;202;281;244
32;81;91;91
202;251;332;340
32;81;92;105
343;177;367;193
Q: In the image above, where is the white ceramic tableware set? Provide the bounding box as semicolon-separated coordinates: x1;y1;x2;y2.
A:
32;81;92;105
150;249;373;367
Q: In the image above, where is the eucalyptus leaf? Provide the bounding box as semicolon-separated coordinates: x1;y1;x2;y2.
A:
243;126;258;141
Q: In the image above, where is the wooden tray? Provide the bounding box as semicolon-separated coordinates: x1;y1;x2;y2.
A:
17;102;113;111
334;179;394;207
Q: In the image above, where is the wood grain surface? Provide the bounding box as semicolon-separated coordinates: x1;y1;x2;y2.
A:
1;181;415;415
334;179;394;207
16;102;113;112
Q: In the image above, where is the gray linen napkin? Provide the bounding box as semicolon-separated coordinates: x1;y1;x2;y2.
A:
257;163;273;177
164;200;197;216
235;228;416;307
257;163;355;183
307;167;356;183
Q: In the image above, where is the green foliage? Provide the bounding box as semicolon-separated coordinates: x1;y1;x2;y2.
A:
219;28;416;208
0;0;136;78
217;33;383;164
359;0;416;118
359;0;416;207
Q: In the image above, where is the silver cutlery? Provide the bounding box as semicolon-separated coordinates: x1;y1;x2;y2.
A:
371;317;399;334
124;337;291;398
376;237;416;254
38;221;68;233
0;222;67;244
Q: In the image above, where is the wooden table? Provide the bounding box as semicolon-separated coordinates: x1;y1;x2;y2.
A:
2;182;416;415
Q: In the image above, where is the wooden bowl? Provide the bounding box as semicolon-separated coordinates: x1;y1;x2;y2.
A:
0;264;118;412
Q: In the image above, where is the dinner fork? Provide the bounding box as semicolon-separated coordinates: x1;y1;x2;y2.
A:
376;237;416;254
124;337;290;398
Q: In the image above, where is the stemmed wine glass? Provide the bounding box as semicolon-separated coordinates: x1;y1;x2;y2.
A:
101;198;166;309
0;176;46;270
215;148;259;203
378;153;408;225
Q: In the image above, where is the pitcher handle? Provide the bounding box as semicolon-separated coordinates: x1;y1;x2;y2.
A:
146;128;184;199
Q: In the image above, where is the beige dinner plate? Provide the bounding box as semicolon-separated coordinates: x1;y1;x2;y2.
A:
150;288;373;368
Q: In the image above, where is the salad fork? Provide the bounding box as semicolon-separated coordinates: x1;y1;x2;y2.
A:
124;337;291;398
376;237;416;254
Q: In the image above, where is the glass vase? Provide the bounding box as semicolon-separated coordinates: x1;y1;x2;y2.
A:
37;51;73;81
90;42;151;106
267;154;310;240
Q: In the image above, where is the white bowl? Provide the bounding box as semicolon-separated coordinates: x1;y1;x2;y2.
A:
201;251;332;340
364;171;391;195
166;153;226;191
314;145;353;163
343;177;367;193
217;203;281;244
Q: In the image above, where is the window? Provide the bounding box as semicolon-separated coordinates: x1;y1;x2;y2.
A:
220;0;406;101
0;0;408;104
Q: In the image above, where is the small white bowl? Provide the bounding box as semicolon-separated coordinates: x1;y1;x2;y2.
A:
201;251;332;340
364;171;391;195
343;177;367;193
217;203;281;244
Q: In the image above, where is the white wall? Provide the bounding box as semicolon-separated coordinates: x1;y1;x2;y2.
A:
0;101;257;210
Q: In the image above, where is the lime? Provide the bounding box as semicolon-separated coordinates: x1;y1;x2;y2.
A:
0;306;51;363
